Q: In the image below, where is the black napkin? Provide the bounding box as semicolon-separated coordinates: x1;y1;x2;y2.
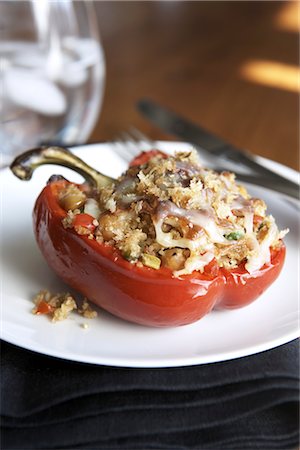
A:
1;339;299;450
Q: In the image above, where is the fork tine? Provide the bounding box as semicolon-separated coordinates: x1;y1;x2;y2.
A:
119;131;138;147
113;139;136;161
128;127;148;143
128;127;156;148
119;132;141;156
113;127;157;163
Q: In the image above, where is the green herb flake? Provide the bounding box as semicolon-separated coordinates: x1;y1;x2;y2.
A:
141;253;161;270
225;231;245;241
122;250;135;262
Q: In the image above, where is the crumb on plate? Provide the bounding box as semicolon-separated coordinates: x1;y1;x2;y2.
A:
32;290;97;322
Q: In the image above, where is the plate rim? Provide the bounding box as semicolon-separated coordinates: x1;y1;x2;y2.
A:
1;141;299;367
2;325;299;368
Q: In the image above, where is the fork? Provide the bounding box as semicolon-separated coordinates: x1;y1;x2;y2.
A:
113;127;158;163
113;128;299;200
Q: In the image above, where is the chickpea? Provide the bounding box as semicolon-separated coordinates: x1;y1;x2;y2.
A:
59;185;86;211
161;248;190;271
163;216;202;240
97;210;134;241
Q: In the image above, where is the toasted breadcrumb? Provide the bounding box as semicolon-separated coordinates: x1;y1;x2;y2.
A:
62;209;80;229
52;295;77;322
59;150;288;275
78;298;98;319
32;290;97;322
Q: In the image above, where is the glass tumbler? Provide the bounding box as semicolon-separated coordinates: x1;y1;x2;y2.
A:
0;0;105;166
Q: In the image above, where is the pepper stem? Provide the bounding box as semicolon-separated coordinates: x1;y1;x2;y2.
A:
10;146;116;190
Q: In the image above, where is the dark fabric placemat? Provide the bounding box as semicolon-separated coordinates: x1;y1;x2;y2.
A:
1;339;299;450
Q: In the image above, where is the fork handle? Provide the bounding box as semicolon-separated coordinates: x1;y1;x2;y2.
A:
212;144;299;194
234;172;299;200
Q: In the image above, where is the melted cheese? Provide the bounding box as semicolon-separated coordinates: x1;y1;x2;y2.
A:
155;201;227;244
245;216;278;273
153;199;279;276
231;195;251;210
154;219;208;252
153;201;224;277
174;252;214;277
244;211;254;235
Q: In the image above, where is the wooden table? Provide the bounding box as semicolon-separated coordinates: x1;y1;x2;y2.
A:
92;1;299;171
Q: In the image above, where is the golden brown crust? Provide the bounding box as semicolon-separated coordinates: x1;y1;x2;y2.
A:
60;150;288;275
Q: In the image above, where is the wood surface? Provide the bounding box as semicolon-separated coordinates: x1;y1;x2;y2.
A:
91;1;299;171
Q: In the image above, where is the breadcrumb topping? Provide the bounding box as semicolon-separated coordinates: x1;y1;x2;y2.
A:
58;150;288;276
32;290;97;322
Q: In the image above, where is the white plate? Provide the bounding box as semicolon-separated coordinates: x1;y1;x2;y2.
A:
1;142;299;367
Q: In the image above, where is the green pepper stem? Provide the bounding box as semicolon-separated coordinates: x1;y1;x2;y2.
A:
10;146;116;190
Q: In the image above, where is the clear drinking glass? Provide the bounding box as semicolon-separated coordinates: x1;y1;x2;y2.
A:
0;0;105;166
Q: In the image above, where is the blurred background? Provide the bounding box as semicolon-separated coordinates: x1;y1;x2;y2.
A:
1;1;299;171
0;0;105;165
92;1;299;171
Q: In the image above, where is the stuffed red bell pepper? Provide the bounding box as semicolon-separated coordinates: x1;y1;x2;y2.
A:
11;146;287;327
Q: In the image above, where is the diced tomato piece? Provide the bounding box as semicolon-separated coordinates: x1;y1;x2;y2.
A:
73;213;96;233
35;300;53;315
129;150;167;167
253;215;264;226
203;258;220;278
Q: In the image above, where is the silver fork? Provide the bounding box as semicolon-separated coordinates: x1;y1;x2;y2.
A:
114;128;299;200
114;127;157;163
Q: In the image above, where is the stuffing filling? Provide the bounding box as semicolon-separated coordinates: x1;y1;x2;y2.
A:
59;150;288;276
32;290;97;322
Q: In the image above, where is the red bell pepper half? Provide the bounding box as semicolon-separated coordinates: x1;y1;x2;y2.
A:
29;149;286;327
